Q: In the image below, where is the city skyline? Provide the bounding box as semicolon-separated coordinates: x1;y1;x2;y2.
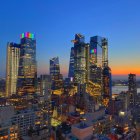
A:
0;0;140;79
1;1;140;139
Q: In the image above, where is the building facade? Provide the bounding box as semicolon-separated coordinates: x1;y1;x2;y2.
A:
89;36;109;102
89;64;102;85
128;73;137;107
40;75;51;96
73;34;89;85
6;43;20;97
12;109;38;137
17;32;37;94
90;36;108;68
0;105;18;139
50;57;63;90
102;66;112;106
68;47;75;81
50;57;60;76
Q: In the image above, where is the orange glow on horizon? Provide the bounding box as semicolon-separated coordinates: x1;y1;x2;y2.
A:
111;67;140;76
38;64;140;77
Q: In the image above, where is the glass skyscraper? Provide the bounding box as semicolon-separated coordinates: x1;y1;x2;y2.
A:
50;57;60;76
17;32;37;94
89;36;110;103
89;64;102;85
6;42;20;97
40;75;51;96
90;36;108;68
68;47;74;80
50;57;63;90
102;66;112;105
73;34;89;85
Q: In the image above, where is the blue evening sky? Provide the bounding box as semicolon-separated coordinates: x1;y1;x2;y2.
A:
0;0;140;79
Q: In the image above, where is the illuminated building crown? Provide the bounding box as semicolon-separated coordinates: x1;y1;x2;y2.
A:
20;32;35;39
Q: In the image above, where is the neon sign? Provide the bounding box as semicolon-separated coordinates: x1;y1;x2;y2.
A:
20;32;35;39
90;49;96;54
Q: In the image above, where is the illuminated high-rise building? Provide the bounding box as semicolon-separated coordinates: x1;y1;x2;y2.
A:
89;36;108;87
89;64;102;85
90;36;108;68
102;66;112;106
73;34;89;85
68;47;75;81
17;32;37;94
50;57;60;76
6;43;20;97
50;57;63;90
40;75;51;96
128;73;137;107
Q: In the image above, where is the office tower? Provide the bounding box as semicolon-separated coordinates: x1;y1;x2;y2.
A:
73;34;89;85
68;47;74;81
89;36;109;103
6;43;20;97
40;75;51;96
50;57;63;90
102;66;112;106
17;32;37;94
72;34;90;112
89;64;102;85
128;73;137;107
90;36;108;68
50;57;60;76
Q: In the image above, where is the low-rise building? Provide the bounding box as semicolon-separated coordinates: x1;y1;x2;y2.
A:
0;105;18;139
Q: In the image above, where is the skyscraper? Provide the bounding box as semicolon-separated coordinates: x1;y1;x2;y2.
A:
6;43;20;97
68;47;74;81
90;36;108;68
17;32;37;94
73;34;89;85
128;73;137;107
102;66;112;106
89;64;102;85
40;75;51;96
50;57;60;76
50;57;63;90
89;36;108;90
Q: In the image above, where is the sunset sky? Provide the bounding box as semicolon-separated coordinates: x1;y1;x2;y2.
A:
0;0;140;79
